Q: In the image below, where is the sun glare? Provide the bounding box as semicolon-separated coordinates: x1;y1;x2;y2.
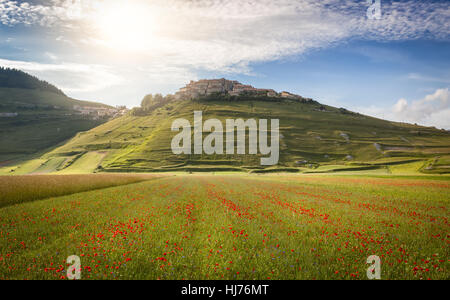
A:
95;2;156;52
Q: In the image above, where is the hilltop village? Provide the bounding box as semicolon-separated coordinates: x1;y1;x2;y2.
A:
175;78;307;100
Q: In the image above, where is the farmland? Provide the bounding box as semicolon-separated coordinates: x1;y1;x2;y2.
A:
0;87;111;163
0;174;163;208
4;97;448;175
0;174;448;280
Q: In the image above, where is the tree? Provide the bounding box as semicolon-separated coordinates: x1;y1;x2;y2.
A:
164;94;175;102
141;94;153;109
0;67;65;96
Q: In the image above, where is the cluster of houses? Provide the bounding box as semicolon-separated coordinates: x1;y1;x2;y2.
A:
174;78;305;100
0;106;128;120
73;105;128;120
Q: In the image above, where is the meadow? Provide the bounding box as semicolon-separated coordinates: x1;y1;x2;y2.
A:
0;174;163;208
0;173;448;280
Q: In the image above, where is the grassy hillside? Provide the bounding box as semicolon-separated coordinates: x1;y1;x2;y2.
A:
0;87;110;111
8;96;449;175
0;67;66;96
0;87;113;163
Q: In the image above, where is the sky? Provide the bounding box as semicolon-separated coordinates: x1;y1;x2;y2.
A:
0;0;449;129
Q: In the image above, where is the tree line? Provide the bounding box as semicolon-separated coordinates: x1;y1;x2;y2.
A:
0;67;66;96
131;93;176;116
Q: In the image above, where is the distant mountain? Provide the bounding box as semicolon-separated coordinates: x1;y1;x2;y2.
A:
0;67;65;96
0;67;119;164
7;79;449;175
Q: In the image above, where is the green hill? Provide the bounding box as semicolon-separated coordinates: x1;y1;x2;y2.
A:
6;92;449;175
0;68;114;163
0;67;66;96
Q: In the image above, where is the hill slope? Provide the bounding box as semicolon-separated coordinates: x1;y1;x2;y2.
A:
8;95;449;175
0;68;114;163
0;67;66;96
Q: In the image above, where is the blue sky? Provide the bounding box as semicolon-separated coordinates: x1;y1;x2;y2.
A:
0;0;449;128
229;39;450;118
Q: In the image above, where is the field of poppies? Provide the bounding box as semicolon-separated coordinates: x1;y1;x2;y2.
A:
0;174;448;280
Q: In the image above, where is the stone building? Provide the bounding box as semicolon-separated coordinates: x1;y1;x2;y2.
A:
280;91;297;99
175;79;278;99
73;105;124;119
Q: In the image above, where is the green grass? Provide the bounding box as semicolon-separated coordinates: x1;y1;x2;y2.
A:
0;174;164;208
0;88;111;162
0;158;46;175
16;97;447;174
32;157;68;174
0;87;110;111
0;174;448;280
57;152;107;174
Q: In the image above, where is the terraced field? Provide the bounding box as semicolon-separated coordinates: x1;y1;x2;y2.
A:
3;96;448;175
0;174;448;280
0;87;111;163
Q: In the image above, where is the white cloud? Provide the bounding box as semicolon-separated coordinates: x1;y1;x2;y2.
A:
1;0;449;112
393;98;408;113
408;73;450;84
396;88;450;125
358;88;450;129
0;58;123;93
44;52;58;60
0;57;197;106
0;0;449;73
